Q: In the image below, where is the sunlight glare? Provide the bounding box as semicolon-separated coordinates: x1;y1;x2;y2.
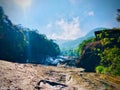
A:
14;0;32;9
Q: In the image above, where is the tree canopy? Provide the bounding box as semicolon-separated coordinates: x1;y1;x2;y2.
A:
0;6;60;64
96;30;120;76
116;9;120;22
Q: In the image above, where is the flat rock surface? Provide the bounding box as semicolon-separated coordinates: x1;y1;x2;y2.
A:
0;60;120;90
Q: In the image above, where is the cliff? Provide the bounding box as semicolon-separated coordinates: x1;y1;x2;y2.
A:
77;29;120;72
77;41;101;72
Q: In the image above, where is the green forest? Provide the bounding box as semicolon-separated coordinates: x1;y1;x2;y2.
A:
61;9;120;76
0;6;60;64
74;29;120;76
76;9;120;76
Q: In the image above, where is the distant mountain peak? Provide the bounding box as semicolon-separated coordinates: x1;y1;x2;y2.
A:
59;27;108;49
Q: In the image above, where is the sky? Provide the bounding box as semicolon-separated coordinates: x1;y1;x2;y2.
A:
0;0;120;40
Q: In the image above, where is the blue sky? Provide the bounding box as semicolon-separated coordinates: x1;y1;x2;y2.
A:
0;0;120;40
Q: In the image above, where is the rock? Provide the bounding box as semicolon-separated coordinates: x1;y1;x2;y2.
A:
77;41;101;72
35;80;77;90
0;60;119;90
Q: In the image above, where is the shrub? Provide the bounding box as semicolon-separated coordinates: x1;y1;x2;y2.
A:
95;66;105;74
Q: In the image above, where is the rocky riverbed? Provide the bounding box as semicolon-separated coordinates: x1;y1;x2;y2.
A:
0;60;120;90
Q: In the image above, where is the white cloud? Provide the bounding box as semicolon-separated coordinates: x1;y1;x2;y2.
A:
48;17;84;40
88;11;94;16
14;0;32;9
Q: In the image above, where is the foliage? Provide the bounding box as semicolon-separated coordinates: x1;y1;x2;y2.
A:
77;29;120;73
0;7;27;62
75;10;120;73
24;30;60;63
98;47;120;76
101;38;114;46
75;38;95;56
96;30;120;76
116;9;120;22
61;48;76;56
75;37;100;72
0;6;60;64
95;66;105;74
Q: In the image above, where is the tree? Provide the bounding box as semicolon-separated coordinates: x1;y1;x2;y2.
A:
98;47;120;75
0;6;60;64
21;28;60;64
96;30;120;76
75;38;95;56
116;9;120;22
0;6;27;62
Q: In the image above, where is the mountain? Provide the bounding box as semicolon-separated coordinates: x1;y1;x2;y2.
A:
59;27;107;50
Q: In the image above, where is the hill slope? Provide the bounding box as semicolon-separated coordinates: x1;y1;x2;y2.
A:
60;27;107;49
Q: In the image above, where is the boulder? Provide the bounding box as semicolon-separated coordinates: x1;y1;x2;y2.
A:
77;41;101;72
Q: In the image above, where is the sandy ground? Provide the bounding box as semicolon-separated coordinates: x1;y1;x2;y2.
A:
0;60;120;90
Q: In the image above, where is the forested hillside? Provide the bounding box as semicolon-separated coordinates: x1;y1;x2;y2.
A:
0;6;60;64
75;28;120;76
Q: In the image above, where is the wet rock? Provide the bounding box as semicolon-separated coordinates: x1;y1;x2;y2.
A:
1;60;119;90
35;80;77;90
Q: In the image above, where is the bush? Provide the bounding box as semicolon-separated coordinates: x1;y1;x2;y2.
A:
95;66;105;74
